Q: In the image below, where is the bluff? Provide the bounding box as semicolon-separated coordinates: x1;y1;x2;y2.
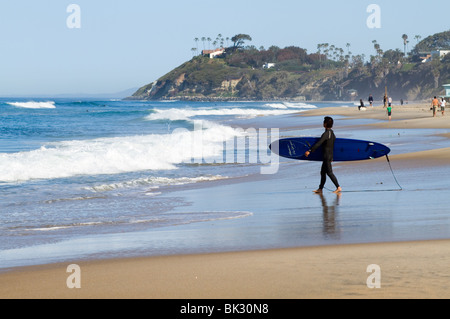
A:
128;31;450;102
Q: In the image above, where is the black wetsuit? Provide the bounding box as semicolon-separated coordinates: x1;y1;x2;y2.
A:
310;128;340;190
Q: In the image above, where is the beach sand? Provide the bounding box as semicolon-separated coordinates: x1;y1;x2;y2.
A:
2;102;450;299
302;102;450;129
2;240;450;299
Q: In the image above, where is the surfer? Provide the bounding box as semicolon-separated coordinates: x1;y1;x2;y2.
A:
304;117;342;194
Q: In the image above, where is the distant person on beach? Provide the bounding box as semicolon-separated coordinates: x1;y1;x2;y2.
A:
388;97;392;107
400;99;404;106
359;99;364;111
304;117;342;194
441;98;446;116
387;105;392;121
383;94;387;108
368;95;374;107
432;96;439;117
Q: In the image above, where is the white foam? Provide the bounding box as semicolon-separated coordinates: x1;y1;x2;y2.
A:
0;121;240;182
145;107;303;122
87;175;228;192
7;101;56;109
264;102;317;109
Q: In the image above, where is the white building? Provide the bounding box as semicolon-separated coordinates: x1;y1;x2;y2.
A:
442;84;450;101
263;63;276;69
431;50;450;60
202;48;225;59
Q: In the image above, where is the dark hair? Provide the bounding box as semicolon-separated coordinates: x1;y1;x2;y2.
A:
324;116;334;129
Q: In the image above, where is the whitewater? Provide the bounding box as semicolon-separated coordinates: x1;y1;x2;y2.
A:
0;98;349;268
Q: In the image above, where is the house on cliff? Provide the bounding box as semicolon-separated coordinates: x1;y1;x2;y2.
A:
202;48;225;59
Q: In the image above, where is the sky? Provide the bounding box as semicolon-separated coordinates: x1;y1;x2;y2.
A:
0;0;449;97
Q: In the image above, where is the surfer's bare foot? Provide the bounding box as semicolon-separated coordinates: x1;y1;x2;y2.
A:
333;187;342;194
313;189;323;194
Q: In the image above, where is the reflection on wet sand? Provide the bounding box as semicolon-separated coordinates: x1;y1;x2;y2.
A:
318;193;341;239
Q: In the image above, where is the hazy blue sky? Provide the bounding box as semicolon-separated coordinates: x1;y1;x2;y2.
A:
0;0;449;96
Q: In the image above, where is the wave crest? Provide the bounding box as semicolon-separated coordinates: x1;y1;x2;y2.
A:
7;101;56;109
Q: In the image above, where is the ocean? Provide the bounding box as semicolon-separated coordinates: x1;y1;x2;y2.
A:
0;99;327;267
1;98;450;269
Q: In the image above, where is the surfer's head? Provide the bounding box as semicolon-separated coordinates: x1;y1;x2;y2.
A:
323;116;334;129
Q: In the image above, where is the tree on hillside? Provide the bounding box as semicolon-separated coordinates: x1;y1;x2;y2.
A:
201;37;206;50
232;34;252;48
194;38;199;52
372;40;383;64
414;35;422;44
402;34;408;56
411;30;450;54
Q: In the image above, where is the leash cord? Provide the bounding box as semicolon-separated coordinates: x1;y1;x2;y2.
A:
324;155;403;193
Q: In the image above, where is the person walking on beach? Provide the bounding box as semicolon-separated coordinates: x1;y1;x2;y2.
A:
387;105;392;121
432;96;439;117
304;117;342;194
441;98;446;116
368;94;374;107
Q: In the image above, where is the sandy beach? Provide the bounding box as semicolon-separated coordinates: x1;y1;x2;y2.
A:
2;101;450;300
1;239;450;299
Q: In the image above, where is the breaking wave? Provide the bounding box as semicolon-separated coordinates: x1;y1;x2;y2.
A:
0;123;239;183
7;101;56;109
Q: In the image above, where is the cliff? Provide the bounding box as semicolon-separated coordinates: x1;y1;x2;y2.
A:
128;31;450;102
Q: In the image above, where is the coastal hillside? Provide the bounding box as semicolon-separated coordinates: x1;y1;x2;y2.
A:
128;31;450;102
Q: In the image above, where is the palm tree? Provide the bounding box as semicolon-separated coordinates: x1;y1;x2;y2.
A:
317;44;323;67
414;35;421;44
323;43;329;62
201;37;206;50
372;40;382;62
194;38;199;52
402;34;408;56
207;37;212;50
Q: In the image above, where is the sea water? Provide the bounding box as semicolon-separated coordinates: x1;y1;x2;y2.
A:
0;99;330;267
1;98;450;269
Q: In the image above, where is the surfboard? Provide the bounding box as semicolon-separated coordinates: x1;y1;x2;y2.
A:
269;137;390;162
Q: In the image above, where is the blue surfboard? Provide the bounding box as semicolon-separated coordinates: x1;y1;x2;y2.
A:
270;137;390;162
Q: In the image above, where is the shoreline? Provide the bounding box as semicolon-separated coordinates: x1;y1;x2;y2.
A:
2;101;450;298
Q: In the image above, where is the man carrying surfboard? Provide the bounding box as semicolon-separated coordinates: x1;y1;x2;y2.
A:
304;117;342;194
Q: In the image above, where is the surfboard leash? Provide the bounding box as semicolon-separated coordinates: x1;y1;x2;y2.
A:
323;154;403;193
385;155;403;191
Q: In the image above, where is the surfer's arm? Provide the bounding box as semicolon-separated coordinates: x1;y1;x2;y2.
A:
307;132;328;155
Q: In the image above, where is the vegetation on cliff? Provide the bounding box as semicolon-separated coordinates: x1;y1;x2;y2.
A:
129;30;450;102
